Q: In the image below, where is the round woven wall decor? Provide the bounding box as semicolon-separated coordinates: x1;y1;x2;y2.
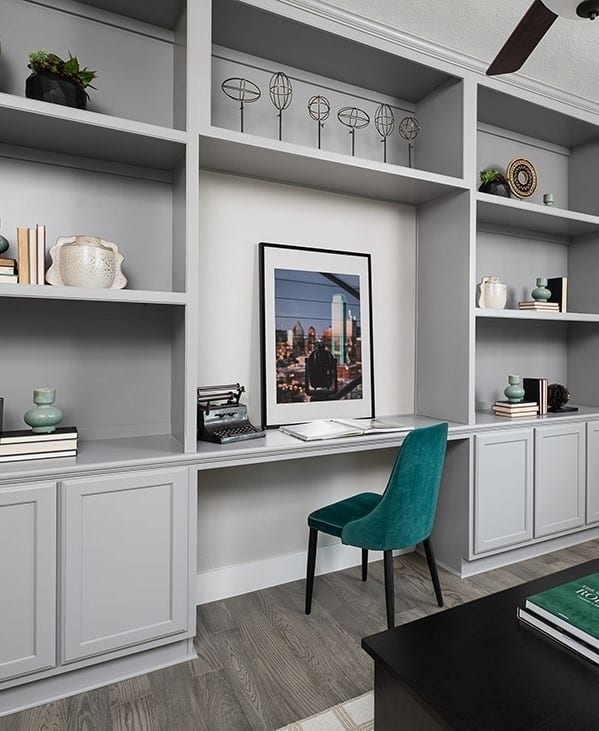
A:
506;157;537;198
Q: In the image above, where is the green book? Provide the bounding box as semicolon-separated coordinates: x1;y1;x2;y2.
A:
525;573;599;649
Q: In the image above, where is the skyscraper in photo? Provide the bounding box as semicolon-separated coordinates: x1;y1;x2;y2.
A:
331;293;348;364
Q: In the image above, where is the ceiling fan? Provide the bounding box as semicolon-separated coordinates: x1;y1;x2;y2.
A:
487;0;599;75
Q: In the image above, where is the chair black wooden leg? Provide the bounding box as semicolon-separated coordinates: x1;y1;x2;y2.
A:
423;537;443;607
383;550;395;629
362;549;368;581
305;528;318;614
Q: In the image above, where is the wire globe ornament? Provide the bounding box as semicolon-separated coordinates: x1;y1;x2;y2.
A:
221;77;261;133
308;95;330;149
269;71;293;141
398;115;421;168
337;106;370;157
374;103;395;163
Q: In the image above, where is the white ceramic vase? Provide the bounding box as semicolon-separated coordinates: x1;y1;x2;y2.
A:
477;275;507;309
46;235;127;289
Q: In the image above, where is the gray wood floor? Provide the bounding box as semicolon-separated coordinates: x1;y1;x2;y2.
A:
2;539;599;730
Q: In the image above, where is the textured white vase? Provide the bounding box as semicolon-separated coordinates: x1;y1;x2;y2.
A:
46;235;127;289
477;275;507;309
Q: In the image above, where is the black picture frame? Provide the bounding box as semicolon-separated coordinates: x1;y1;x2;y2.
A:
259;242;374;428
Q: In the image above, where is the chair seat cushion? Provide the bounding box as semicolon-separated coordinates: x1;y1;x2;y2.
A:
308;492;381;538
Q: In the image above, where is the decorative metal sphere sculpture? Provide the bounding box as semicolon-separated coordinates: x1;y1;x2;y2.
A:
308;95;330;150
337;106;370;157
221;77;261;133
374;103;395;163
398;115;421;168
269;71;293;141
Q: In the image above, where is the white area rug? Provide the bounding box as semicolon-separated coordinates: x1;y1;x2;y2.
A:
278;691;374;730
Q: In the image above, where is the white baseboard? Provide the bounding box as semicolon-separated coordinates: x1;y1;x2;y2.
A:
196;541;412;605
0;640;195;718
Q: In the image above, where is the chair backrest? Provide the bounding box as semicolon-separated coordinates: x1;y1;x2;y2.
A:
341;422;448;551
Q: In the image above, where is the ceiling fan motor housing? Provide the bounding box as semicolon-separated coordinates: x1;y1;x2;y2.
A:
544;0;599;18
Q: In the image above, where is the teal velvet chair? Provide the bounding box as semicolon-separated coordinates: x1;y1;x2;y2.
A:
305;422;448;629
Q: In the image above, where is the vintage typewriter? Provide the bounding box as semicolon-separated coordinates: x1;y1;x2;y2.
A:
197;383;265;444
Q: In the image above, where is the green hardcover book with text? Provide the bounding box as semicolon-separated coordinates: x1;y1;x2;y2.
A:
525;573;599;649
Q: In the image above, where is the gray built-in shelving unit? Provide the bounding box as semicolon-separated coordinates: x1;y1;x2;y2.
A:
4;0;599;713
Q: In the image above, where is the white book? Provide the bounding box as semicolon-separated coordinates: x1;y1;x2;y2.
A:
36;224;46;285
0;438;78;456
279;418;411;441
0;449;77;463
0;274;18;283
517;607;599;665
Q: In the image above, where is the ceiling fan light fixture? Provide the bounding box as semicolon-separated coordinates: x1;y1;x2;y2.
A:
576;0;599;19
542;0;599;18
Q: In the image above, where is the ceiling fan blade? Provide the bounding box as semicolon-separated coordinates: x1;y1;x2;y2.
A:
487;0;558;75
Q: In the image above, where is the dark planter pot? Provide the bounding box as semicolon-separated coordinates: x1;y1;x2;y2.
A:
479;180;511;197
26;71;87;109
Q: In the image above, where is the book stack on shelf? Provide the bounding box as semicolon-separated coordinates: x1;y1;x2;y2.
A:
0;426;78;463
491;400;538;418
17;224;46;285
517;573;599;666
523;377;548;415
0;257;17;284
518;300;560;313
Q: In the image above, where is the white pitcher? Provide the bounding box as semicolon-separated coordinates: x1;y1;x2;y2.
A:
477;275;507;309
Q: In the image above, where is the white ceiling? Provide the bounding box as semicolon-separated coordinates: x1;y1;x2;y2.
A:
322;0;599;103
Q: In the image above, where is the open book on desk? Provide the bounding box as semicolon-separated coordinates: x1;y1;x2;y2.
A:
279;418;412;441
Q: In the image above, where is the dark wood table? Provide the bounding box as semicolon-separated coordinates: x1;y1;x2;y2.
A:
362;559;599;730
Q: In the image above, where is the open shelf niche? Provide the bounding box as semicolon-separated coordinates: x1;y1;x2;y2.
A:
472;82;599;419
204;0;464;200
2;0;188;129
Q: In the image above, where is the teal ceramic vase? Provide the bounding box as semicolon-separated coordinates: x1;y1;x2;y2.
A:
24;387;63;433
531;277;551;302
504;374;525;403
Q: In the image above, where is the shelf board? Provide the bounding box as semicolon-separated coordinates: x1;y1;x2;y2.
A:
0;435;186;484
0;93;187;171
475;308;599;323
477;193;599;239
199;127;468;205
74;0;184;29
475;405;599;429
0;284;187;306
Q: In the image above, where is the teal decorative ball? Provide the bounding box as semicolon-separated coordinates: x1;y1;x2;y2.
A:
0;235;9;255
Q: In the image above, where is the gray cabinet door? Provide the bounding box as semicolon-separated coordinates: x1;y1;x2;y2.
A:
474;429;533;554
0;482;56;681
61;467;190;663
586;420;599;524
535;423;586;538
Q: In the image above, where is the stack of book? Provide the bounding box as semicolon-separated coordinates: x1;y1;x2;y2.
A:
0;256;17;284
523;377;548;415
517;572;599;666
0;426;78;463
17;224;46;285
492;400;538;418
518;300;560;313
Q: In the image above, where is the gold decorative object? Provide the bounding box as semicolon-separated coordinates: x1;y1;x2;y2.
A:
507;157;537;198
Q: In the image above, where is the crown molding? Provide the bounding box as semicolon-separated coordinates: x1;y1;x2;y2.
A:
270;0;599;117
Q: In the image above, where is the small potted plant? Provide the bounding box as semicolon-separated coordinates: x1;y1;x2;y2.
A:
25;50;97;110
479;168;511;197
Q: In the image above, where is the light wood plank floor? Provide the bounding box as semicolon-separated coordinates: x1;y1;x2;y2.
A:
2;539;598;730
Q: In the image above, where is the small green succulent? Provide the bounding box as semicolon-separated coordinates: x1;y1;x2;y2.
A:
479;168;507;185
28;50;97;100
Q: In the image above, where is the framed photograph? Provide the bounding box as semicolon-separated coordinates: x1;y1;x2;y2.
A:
259;242;374;428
